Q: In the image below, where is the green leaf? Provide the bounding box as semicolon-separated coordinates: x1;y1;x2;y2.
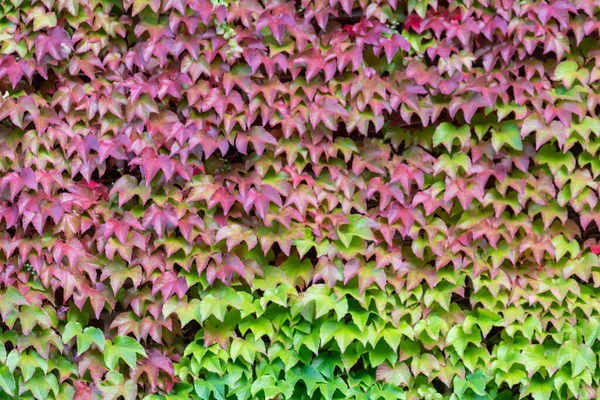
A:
98;370;137;400
55;383;76;400
200;294;229;322
78;327;105;355
239;317;274;339
436;153;471;178
337;215;375;248
432;122;470;151
24;372;58;400
446;326;481;358
557;341;596;378
104;336;147;370
411;353;440;377
369;341;397;367
49;356;77;383
250;375;279;398
473;309;501;337
553;60;589;89
288;365;326;395
19;305;53;335
492;121;522;152
551;235;580;261
582;316;600;345
0;287;26;321
319;321;362;353
452;369;490;398
31;9;58;31
407;0;430;18
0;343;6;365
537;144;575;174
131;0;160;16
316;378;348;400
18;351;48;382
230;334;265;364
62;322;105;355
521;345;548;377
61;321;82;344
0;366;15;396
279;255;313;287
293;326;320;355
177;298;203;326
522;375;553;400
5;350;19;373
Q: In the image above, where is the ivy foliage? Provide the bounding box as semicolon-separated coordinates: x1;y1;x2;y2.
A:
1;0;600;399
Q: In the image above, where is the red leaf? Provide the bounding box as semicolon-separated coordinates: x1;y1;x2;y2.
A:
34;27;73;62
152;271;188;300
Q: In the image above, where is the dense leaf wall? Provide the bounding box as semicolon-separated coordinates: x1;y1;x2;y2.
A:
1;0;600;398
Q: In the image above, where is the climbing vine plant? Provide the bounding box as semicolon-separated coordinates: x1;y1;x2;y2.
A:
0;0;600;399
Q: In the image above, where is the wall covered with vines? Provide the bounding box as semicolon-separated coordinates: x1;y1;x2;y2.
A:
0;0;600;398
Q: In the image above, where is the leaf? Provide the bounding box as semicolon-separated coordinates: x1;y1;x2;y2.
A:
132;349;175;393
287;365;326;395
381;33;410;63
152;271;188;300
313;257;343;288
452;369;489;397
166;297;201;327
15;351;48;382
35;27;73;62
142;204;180;237
492;121;523;152
432;122;470;151
0;287;27;321
19;305;53;335
215;224;258;252
61;321;82;344
343;259;386;294
337;215;376;248
110;175;151;207
199;294;228;322
31;8;57;31
446;326;481;358
230;334;265;364
57;0;80;14
557;341;596;378
522;375;553;400
247;184;283;221
77;327;106;355
131;0;162;17
521;345;549;378
376;363;411;386
537;144;575;174
319;321;362;353
553;60;589;89
24;372;58;400
0;366;15;397
98;370;138;400
100;260;143;296
104;336;147;370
